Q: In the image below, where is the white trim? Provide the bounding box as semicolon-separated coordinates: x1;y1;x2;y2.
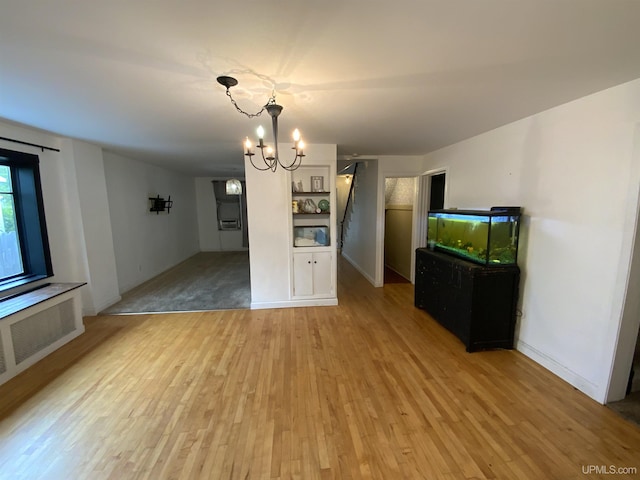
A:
414;167;448;282
342;251;379;287
250;298;338;309
92;293;122;316
375;163;385;287
517;339;603;404
605;123;640;402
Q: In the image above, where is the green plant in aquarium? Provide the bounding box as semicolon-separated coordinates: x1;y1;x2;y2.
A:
489;246;516;264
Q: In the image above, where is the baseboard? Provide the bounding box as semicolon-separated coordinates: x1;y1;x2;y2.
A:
200;248;249;252
341;253;380;287
517;339;604;403
384;263;411;281
251;298;338;310
93;294;123;315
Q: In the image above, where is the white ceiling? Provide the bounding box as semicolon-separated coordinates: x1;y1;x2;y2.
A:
2;1;640;176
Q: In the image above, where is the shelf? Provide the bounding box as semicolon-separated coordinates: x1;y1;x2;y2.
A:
290;163;336;303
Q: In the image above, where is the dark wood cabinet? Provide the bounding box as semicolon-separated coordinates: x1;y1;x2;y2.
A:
415;248;520;352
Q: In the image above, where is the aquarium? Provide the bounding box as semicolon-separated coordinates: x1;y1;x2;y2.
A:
294;225;330;247
427;207;521;265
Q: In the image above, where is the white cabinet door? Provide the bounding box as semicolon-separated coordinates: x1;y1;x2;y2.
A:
293;253;314;297
293;251;333;297
311;251;333;296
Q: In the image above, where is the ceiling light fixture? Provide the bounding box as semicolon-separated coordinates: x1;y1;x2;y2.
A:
217;75;305;172
225;178;242;195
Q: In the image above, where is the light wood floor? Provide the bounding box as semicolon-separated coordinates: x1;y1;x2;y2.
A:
1;258;639;479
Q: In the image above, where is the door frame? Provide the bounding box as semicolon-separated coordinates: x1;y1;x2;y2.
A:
413;168;449;278
381;176;419;284
375;167;448;286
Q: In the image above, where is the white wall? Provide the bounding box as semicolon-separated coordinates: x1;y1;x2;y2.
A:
341;159;380;286
244;157;290;307
0;121;120;315
195;177;245;251
103;152;199;294
422;78;640;403
65;139;121;313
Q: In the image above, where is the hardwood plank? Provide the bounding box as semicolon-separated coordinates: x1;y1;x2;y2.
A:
0;257;639;479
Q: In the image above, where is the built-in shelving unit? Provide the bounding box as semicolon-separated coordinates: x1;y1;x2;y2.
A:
290;164;337;304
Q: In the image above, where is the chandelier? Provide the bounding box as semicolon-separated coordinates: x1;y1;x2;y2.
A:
217;75;305;172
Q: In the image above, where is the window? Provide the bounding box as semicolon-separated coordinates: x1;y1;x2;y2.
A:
0;164;24;278
0;148;53;294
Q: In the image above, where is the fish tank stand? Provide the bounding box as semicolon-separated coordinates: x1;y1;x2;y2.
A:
415;248;520;352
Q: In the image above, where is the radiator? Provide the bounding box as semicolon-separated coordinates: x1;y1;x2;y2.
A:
0;283;85;387
10;299;76;364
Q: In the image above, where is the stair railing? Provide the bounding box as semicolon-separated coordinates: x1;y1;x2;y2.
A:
340;162;358;250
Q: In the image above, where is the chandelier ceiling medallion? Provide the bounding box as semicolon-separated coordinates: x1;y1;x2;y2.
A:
217;75;305;172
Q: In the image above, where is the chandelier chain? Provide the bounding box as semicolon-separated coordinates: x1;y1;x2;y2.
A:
225;89;277;119
217;75;304;172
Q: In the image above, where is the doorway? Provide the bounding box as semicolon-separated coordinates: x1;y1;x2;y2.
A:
414;168;447;263
378;169;447;286
429;173;446;210
384;177;415;284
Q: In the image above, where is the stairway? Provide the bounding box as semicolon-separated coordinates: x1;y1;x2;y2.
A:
339;163;358;251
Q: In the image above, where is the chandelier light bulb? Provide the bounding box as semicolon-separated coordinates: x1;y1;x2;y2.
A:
293;129;300;142
244;137;252;154
257;125;265;139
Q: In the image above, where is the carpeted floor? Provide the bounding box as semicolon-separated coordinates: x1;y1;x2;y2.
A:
101;251;250;314
607;361;640;427
607;391;640;427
